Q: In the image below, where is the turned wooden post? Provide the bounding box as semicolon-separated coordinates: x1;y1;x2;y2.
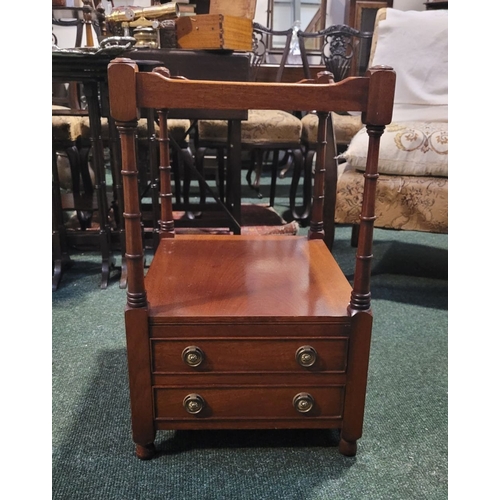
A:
157;109;175;237
109;58;156;459
350;66;396;313
108;58;146;308
308;71;335;241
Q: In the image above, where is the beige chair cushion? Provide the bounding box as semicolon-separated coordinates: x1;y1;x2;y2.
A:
336;164;448;233
342;121;448;177
80;117;191;142
198;110;302;146
301;112;363;147
52;105;84;142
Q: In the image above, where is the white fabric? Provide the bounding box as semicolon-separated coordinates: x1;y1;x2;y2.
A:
372;9;448;122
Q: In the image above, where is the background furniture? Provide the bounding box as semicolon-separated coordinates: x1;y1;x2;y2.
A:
344;0;393;74
52;3;102;291
127;49;251;233
52;51;123;290
108;57;395;459
334;7;448;245
292;24;373;222
424;1;448;10
53;48;251;290
195;23;303;207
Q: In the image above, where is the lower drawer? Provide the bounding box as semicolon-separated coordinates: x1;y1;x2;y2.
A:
153;386;344;421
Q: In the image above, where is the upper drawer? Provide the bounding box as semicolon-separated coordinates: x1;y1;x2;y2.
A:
151;338;348;374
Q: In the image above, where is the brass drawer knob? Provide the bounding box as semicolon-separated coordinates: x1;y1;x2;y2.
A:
293;392;315;413
295;345;317;367
183;393;205;414
182;346;205;367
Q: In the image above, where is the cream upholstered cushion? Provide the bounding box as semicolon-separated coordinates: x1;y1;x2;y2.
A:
301;112;363;147
341;121;448;177
52;105;84;142
335;164;448;233
80;118;191;142
198;110;302;145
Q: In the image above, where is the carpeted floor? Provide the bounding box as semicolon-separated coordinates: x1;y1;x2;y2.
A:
52;168;448;499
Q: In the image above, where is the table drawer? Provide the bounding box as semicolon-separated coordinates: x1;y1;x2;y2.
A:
151;338;348;374
154;386;345;421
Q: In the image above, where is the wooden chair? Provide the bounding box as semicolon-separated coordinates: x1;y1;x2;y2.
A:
108;57;395;459
194;23;303;206
291;25;373;222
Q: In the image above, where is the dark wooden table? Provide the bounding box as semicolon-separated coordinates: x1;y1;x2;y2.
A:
52;48;250;290
53;51;119;290
127;49;251;233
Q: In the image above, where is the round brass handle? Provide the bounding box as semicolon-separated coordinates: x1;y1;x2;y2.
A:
182;346;205;367
295;346;317;368
293;392;315;413
183;393;205;414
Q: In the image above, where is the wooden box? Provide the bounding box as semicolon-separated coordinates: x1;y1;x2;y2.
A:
176;14;253;51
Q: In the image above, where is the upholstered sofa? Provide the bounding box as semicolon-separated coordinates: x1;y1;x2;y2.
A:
334;8;448;242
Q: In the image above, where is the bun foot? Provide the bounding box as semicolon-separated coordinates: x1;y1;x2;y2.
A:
339;437;357;457
135;443;156;460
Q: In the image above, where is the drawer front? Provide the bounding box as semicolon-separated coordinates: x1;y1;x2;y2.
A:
151;338;348;374
154;386;344;421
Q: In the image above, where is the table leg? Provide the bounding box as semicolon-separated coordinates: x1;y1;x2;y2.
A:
83;81;115;288
52;145;73;291
226;119;242;234
108;116;128;288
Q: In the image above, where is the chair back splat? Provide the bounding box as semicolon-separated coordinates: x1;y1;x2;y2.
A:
298;25;374;81
108;57;395;460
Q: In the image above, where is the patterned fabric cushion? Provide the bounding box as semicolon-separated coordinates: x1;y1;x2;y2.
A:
80;118;191;142
301;112;363;146
198;110;302;145
341;121;448;177
335;164;448;233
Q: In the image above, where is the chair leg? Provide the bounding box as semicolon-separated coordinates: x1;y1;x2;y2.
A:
279;150;294;178
179;145;194;205
217;147;225;203
171;149;182;205
67;143;93;230
246;149;263;199
290;146;311;221
52;145;73;291
269;149;279;207
190;145;207;207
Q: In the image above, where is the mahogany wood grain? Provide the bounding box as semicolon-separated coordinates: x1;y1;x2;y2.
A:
151;338;349;374
153;386;345;420
145;236;352;320
107;58;396;459
135;71;370;114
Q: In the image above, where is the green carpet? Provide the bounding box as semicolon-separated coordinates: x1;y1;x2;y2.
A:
52;170;448;499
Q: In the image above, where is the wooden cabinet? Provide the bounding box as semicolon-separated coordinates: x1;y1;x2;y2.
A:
424;1;448;9
149;323;351;428
345;0;393;74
